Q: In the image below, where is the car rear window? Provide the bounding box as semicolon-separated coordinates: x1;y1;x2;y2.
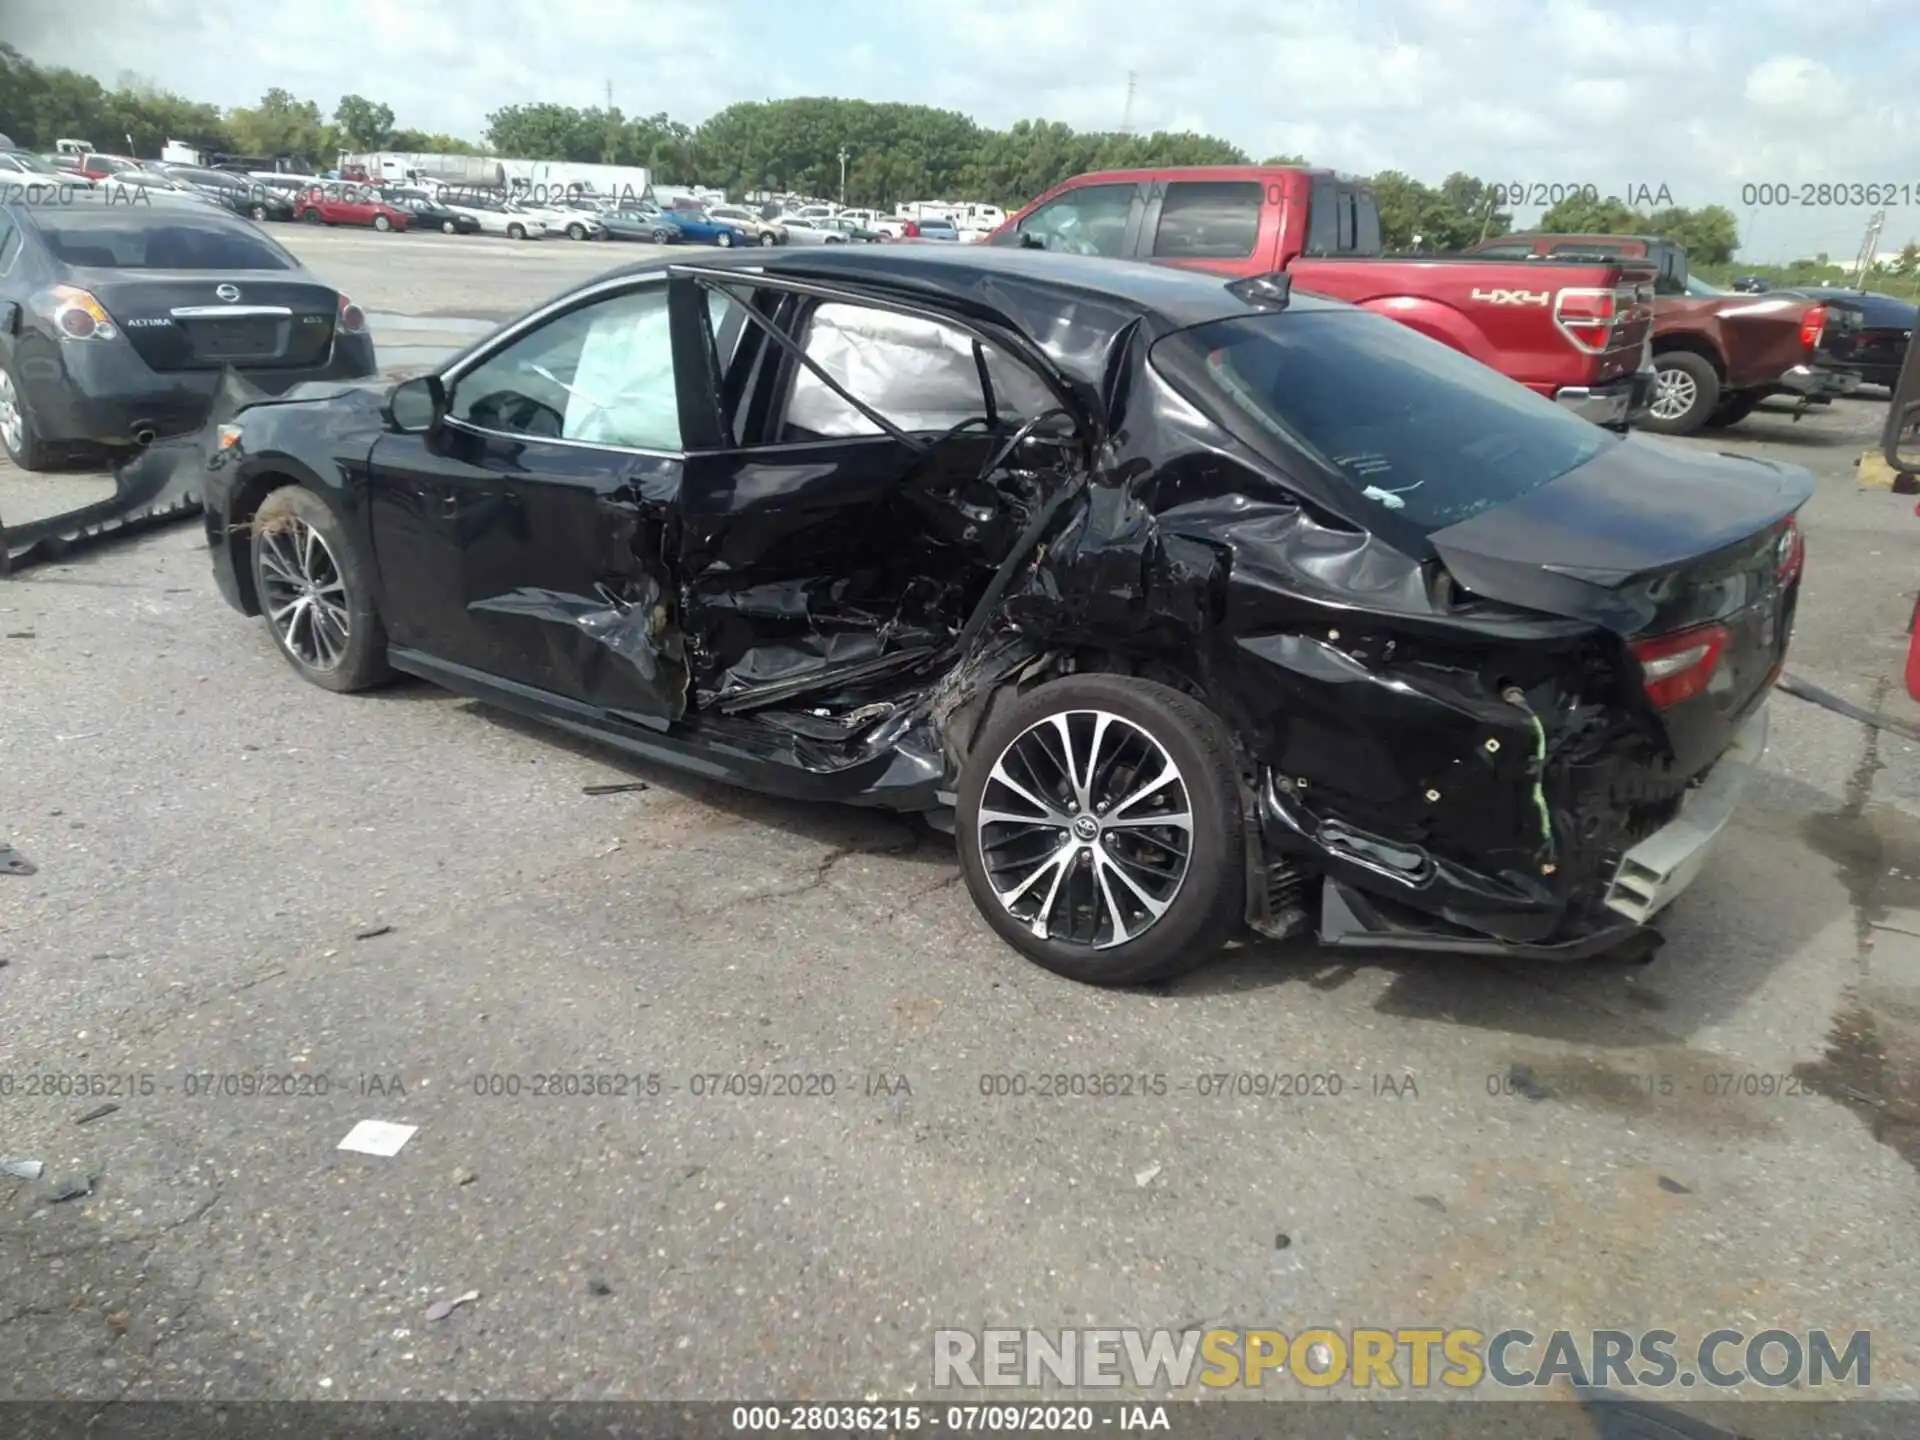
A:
37;220;295;270
1150;309;1615;534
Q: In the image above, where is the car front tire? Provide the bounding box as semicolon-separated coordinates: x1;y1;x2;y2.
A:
250;484;394;694
758;231;776;246
442;219;457;234
1642;351;1721;436
302;209;323;224
249;203;268;221
372;214;391;232
956;675;1246;987
567;222;585;240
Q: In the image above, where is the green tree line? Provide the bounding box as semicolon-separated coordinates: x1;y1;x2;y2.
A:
7;41;1869;270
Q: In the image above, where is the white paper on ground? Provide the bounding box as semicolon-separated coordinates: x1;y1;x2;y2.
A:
337;1120;418;1157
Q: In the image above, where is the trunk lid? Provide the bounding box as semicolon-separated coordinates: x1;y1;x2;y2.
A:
1428;437;1813;772
94;271;341;372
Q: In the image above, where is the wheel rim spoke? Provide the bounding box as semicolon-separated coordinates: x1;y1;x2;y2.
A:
976;708;1193;953
260;515;350;671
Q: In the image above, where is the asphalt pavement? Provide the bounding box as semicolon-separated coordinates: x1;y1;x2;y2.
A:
2;227;1918;1415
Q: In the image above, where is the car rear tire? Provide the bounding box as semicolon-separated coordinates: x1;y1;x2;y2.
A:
651;228;672;244
249;203;268;221
372;214;391;232
715;231;733;247
565;222;584;240
441;219;456;234
0;358;57;472
1704;393;1760;428
1642;351;1721;436
758;231;776;246
250;485;394;694
956;675;1246;987
302;208;323;224
507;222;527;240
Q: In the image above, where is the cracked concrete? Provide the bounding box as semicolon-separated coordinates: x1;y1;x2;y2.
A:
1;231;1918;1409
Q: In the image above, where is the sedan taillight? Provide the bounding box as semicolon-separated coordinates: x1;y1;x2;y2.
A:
1629;624;1731;709
338;294;366;334
1777;515;1805;586
31;284;118;339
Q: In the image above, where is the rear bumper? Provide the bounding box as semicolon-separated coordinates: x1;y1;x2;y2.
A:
1775;363;1859;399
1602;700;1769;924
1555;368;1655;427
21;335;378;445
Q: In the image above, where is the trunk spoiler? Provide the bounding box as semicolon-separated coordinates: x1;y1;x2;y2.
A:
1;369;266;576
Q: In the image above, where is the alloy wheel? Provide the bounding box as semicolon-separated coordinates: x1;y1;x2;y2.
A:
975;709;1194;950
0;369;23;457
1650;366;1698;420
257;516;351;671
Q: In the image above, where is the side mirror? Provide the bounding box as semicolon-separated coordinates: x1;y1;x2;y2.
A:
383;374;446;433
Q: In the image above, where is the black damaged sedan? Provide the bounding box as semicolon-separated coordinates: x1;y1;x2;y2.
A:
196;246;1809;986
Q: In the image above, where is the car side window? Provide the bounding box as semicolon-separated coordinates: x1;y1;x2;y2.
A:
1152;181;1262;259
449;284;682;451
1014;182;1135;257
777;301;1056;440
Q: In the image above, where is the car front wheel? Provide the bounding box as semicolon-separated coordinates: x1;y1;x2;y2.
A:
249;203;268;221
1642;351;1721;436
758;231;776;246
372;214;391;232
303;209;324;224
250;485;394;693
567;222;585;240
714;231;733;247
442;219;457;234
507;222;527;240
956;675;1246;987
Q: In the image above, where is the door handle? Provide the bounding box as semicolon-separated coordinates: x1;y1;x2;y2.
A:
442;488;460;519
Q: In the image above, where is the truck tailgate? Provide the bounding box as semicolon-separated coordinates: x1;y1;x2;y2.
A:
1289;257;1656;397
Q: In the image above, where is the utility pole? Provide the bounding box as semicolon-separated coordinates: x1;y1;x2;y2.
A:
838;146;849;205
1853;209;1887;287
1119;71;1137;136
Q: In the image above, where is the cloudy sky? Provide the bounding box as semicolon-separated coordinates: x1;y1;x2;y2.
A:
11;0;1920;262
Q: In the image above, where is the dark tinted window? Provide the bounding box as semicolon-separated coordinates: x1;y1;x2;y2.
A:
1303;179;1378;256
1549;241;1622;257
1012;182;1135;257
1152;180;1260;259
1472;242;1538;259
1151;310;1613;534
36;219;295;270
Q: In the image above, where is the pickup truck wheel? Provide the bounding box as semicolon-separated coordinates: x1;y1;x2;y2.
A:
250;485;393;694
1643;352;1720;436
956;675;1245;988
1704;393;1760;428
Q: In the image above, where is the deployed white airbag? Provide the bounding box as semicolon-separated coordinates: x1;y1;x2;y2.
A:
787;303;1055;436
563;290;682;450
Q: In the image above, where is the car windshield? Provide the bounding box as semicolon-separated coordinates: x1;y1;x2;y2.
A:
3;151;64;175
1151;309;1616;535
1684;274;1728;297
38;218;296;270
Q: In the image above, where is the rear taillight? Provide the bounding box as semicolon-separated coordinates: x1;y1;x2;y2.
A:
1799;304;1827;351
1630;623;1730;709
1777;516;1805;586
1554;287;1618;353
31;284;117;339
338;294;366;333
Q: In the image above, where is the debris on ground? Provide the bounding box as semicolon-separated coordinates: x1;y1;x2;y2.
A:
46;1174;96;1203
588;1278;613;1296
1414;1195;1446;1213
0;843;35;877
74;1103;119;1126
425;1289;480;1321
583;782;650;796
1274;1233;1292;1250
1507;1063;1551;1101
1777;673;1920;744
354;924;395;941
597;839;622;857
453;1169;477;1187
1133;1162;1162;1187
5;631;35;639
337;1120;418;1157
2;1159;44;1179
1657;1175;1693;1194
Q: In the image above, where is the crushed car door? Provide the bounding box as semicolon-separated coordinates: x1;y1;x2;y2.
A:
667;268;1081;718
364;276;698;724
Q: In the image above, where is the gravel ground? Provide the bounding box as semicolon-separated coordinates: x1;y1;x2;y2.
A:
2;227;1918;1418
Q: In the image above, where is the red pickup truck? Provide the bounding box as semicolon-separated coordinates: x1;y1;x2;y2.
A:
986;165;1656;427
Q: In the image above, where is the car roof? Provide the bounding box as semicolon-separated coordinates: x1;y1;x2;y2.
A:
6;187;263;231
587;244;1343;385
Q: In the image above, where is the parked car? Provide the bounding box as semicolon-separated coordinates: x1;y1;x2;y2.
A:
1770;288;1916;389
295;184;412;232
991;166;1659;430
0;149;94;188
838;209;905;239
1730;276;1771;294
0;188;376;470
780;217;850;247
814;216;883;243
658;209;753;247
380;188;481;235
194;244;1805;986
442;196;546;240
1463;232;1860;434
706;205;785;245
906;216;960;242
67;152;143;182
602;210;684;244
156;166;295;222
505;198;604;241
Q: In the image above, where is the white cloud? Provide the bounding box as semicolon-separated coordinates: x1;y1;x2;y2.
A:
7;0;1919;261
